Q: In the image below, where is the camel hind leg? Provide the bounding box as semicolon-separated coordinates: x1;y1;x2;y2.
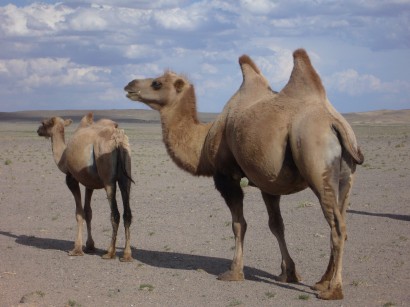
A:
313;153;356;299
309;156;353;300
102;184;120;260
261;193;301;283
117;166;133;262
66;174;85;256
214;172;247;281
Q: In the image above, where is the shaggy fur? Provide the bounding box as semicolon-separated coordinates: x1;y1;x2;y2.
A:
124;48;363;300
37;113;134;261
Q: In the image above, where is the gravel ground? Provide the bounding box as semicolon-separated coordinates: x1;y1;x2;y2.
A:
0;120;409;307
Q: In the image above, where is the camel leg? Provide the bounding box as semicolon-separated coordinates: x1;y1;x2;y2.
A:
118;173;133;262
102;184;120;260
83;188;96;253
65;174;84;256
261;193;301;283
214;173;247;281
314;157;355;299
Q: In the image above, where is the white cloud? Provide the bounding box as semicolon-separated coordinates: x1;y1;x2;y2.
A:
0;3;72;36
326;69;410;96
0;57;110;90
153;6;207;31
201;63;218;74
69;9;108;31
253;48;293;86
240;0;277;15
0;1;409;112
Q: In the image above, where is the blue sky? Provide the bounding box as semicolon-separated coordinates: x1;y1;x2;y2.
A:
0;0;409;113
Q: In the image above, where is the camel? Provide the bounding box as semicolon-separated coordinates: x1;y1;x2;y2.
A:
124;49;363;300
37;112;134;262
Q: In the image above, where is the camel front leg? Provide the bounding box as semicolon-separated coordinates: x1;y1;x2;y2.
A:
214;173;247;281
102;184;120;260
261;192;301;283
83;188;95;253
66;174;84;256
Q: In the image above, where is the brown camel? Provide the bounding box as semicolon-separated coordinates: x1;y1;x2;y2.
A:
124;49;363;300
37;113;134;262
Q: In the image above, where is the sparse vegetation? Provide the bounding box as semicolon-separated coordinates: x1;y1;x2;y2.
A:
297;201;315;208
240;177;249;187
67;299;81;307
228;299;242;306
264;291;276;298
298;294;310;300
139;284;154;291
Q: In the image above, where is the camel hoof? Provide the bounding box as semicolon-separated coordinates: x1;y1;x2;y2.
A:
317;286;344;300
68;249;84;256
312;280;330;292
277;270;302;283
119;255;133;262
102;253;116;260
217;270;244;281
84;246;96;254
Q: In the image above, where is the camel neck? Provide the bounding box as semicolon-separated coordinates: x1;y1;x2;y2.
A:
159;105;212;176
51;132;68;173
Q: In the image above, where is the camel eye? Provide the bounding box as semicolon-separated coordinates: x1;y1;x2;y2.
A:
151;80;162;90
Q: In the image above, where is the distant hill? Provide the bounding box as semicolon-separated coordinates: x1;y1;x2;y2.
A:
0;109;409;125
343;109;410;125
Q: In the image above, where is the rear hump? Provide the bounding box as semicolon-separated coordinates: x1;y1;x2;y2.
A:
282;49;326;100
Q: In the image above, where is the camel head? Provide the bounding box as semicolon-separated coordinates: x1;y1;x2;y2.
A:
124;71;193;111
37;116;73;139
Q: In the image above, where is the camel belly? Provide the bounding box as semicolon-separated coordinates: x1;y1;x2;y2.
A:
243;162;308;195
65;143;105;189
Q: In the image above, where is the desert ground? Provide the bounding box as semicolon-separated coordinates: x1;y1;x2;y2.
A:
0;109;409;307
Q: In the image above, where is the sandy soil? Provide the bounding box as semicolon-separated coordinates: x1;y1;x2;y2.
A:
0;113;409;307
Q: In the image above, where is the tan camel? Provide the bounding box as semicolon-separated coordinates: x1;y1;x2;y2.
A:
37;113;134;262
76;112;118;130
124;49;363;300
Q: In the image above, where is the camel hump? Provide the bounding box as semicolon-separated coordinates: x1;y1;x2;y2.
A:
239;55;261;75
283;48;326;99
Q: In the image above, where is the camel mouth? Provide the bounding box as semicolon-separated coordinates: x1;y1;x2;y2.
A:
126;93;140;102
125;90;141;101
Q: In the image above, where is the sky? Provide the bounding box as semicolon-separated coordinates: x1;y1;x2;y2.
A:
0;0;409;113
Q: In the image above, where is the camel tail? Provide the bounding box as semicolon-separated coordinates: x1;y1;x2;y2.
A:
282;48;326;99
115;130;135;184
332;119;364;165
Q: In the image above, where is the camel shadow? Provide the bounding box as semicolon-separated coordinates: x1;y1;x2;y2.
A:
134;247;313;294
347;209;410;222
0;230;313;295
0;230;106;256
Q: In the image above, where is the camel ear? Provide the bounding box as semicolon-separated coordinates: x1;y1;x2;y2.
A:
174;79;185;93
64;119;73;127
